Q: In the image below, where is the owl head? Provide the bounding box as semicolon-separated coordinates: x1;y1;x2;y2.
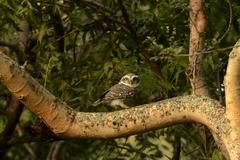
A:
119;73;140;88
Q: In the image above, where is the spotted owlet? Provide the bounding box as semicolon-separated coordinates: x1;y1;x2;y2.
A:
92;73;140;109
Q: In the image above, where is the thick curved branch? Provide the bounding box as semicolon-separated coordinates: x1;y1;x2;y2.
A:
4;50;240;158
0;51;229;139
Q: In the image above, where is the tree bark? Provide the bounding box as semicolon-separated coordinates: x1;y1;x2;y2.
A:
187;0;211;155
224;40;240;159
188;0;209;96
0;21;33;156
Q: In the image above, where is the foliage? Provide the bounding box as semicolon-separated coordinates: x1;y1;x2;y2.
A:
0;0;240;159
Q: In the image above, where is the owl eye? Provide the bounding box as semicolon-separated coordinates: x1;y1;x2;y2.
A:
122;77;128;82
132;77;139;84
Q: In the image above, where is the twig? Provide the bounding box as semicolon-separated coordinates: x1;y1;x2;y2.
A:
107;143;153;159
172;134;181;160
80;0;131;34
5;135;61;148
0;40;18;52
217;0;232;43
118;0;137;39
52;28;80;44
80;0;113;15
16;125;37;160
73;31;79;63
200;44;240;54
163;44;240;58
47;141;64;160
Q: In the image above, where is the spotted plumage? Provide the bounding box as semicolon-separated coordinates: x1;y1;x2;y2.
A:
92;73;140;109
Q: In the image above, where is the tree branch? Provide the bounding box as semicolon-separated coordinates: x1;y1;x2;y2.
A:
217;0;232;44
16;125;37;160
172;134;181;160
0;98;23;145
0;40;18;52
80;0;131;35
224;40;240;159
187;1;211;157
47;141;64;160
0;21;34;157
0;51;229;139
118;0;137;40
187;0;209;96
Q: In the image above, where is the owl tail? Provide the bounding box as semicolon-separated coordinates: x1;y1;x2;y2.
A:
92;99;101;107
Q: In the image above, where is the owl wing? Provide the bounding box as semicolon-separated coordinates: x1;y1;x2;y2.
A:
93;83;136;106
92;89;111;106
103;83;135;101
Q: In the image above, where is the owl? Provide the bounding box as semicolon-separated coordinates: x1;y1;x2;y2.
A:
92;73;140;109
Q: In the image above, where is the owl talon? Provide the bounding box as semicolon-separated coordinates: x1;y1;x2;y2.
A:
119;104;129;109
